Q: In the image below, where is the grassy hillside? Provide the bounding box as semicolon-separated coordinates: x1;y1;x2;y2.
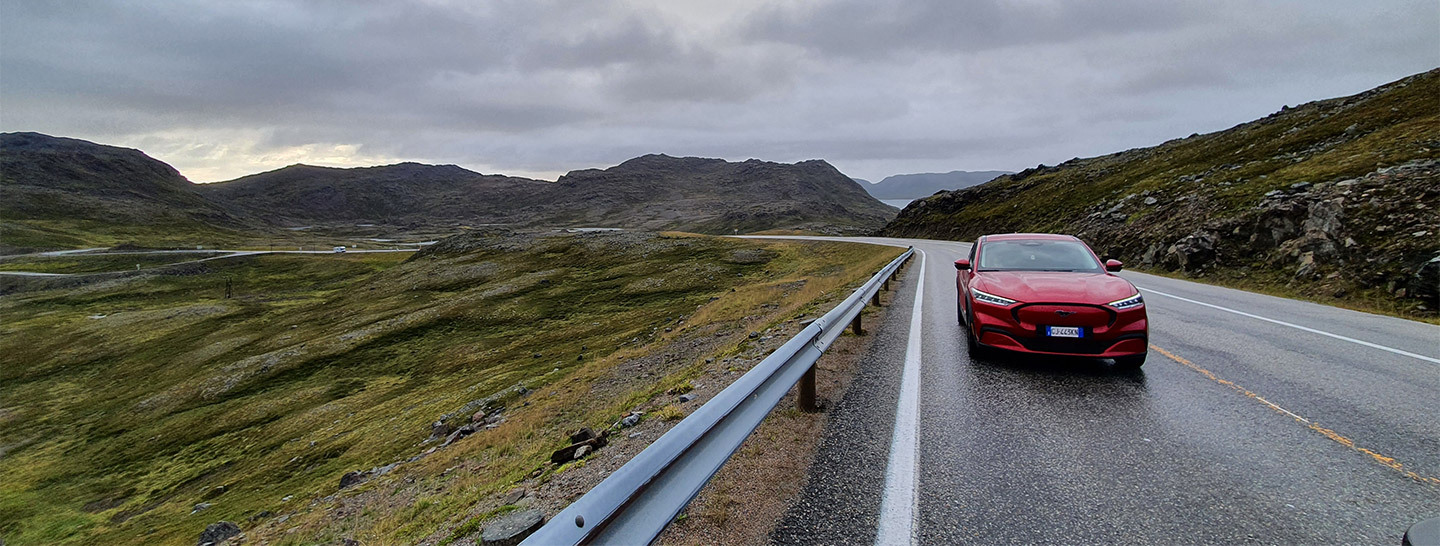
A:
884;69;1440;318
0;232;899;545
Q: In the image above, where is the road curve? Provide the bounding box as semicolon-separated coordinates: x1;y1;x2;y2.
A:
747;236;1440;545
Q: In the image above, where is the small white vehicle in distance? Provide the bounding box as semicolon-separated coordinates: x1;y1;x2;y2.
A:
333;246;346;253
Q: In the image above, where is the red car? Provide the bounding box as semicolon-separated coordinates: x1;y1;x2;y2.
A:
955;233;1148;369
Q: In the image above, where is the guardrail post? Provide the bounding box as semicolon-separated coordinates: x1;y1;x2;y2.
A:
871;290;881;306
851;313;862;335
798;365;817;412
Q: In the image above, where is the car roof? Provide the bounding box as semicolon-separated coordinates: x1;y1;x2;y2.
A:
980;233;1080;242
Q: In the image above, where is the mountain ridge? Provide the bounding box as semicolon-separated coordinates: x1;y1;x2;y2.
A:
1;135;897;251
863;169;1012;199
0;132;256;251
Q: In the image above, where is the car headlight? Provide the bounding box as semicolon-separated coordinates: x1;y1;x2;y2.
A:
972;288;1018;306
1108;293;1143;310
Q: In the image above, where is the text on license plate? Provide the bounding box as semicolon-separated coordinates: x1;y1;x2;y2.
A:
1046;326;1083;338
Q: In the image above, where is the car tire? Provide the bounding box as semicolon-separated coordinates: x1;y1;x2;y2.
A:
1113;353;1146;370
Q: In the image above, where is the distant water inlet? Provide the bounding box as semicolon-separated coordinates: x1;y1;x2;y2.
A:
880;198;916;209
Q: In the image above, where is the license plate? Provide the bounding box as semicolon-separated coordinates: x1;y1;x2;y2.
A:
1045;326;1083;338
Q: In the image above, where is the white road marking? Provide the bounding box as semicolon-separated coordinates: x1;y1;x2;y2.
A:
1139;287;1440;365
875;249;926;546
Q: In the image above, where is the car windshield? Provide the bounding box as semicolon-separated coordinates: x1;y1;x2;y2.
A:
978;240;1103;272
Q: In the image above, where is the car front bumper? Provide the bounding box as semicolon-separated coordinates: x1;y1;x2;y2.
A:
971;300;1148;358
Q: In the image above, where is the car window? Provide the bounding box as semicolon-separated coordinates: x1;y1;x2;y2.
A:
977;240;1102;272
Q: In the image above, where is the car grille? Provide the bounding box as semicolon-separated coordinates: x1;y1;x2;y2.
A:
1016;334;1110;355
1013;303;1114;328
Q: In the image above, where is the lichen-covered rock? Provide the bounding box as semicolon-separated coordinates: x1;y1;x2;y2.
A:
197;521;240;546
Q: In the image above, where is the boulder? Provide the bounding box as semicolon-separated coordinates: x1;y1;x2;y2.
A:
197;521;240;546
339;470;370;490
1163;232;1217;272
502;488;527;505
569;427;597;444
428;421;450;442
442;424;478;447
481;509;545;546
1302;199;1344;236
1411;254;1440;305
1295;252;1318;278
1250;202;1305;248
550;434;608;464
1280;231;1338;261
1140;243;1166;266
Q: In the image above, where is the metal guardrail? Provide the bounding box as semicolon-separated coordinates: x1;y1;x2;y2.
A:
522;246;915;545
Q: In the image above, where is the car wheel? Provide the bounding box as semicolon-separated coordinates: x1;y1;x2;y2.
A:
1113;353;1146;370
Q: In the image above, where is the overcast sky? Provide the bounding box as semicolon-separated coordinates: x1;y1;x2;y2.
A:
2;1;1435;183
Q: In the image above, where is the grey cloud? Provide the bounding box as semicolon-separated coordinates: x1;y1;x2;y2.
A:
741;0;1205;59
1;0;1435;184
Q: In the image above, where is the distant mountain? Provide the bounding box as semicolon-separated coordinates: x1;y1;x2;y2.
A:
204;154;895;234
883;69;1440;317
1;134;898;252
198;163;547;226
528;154;897;234
863;170;1011;199
0;132;253;251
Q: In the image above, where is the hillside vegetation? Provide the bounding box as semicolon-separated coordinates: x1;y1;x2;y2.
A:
884;69;1440;318
0;232;899;545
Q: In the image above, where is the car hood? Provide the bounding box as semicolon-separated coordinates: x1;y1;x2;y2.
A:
973;271;1137;305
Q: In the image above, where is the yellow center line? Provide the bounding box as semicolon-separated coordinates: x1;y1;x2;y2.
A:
1150;343;1440;487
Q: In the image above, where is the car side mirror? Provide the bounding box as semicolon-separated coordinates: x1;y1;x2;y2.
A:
1105;259;1123;272
954;259;971;271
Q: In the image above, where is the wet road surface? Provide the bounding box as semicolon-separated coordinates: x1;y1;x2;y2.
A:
759;236;1440;545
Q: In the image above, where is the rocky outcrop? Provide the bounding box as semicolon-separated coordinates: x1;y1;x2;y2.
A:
197;521;240;546
480;509;545;546
882;68;1440;316
1076;159;1438;310
550;427;608;464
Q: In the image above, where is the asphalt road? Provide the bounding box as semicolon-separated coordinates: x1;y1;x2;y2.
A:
758;236;1440;545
